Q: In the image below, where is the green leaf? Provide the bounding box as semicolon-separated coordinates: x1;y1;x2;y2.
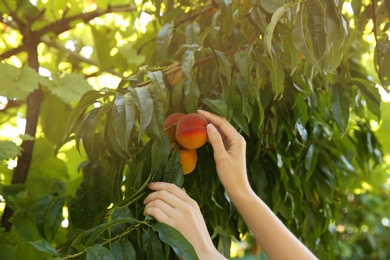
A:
264;1;301;56
293;4;321;70
183;79;200;113
260;0;285;13
150;137;170;181
84;217;136;247
143;228;165;259
86;244;115;260
28;239;59;257
49;73;93;105
41;93;72;144
130;86;153;140
152;223;198;260
110;93;135;152
157;22;174;61
305;144;319;181
0;140;22;160
181;48;196;80
262;57;284;95
235;50;254;81
213;50;232;87
331;83;350;133
111;240;136;260
305;0;326;62
202;98;228;117
62;89;111;147
76;103;113;159
232;109;249;136
323;0;348;72
0;64;42;100
148;82;167;138
352;78;381;121
281;33;300;75
163;148;183;186
185;22;201;45
147;70;165;90
36;195;65;241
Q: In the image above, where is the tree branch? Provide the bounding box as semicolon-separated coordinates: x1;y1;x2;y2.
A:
0;45;25;60
1;4;137;61
36;4;137;38
41;37;125;78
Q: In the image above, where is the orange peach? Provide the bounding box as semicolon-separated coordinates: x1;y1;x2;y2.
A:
179;149;197;175
175;113;208;149
163;112;185;143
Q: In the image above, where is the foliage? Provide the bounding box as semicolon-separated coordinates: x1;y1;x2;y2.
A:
0;0;389;259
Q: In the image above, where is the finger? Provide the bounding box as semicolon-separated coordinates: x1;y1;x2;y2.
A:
144;203;173;226
143;189;184;208
197;110;238;139
206;124;229;159
146;182;189;201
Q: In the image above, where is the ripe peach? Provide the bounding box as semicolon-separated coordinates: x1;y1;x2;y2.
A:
175;113;208;150
179;149;197;175
163;112;185;143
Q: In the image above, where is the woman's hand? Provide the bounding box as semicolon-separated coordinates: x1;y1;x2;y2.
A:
143;182;224;260
197;110;251;198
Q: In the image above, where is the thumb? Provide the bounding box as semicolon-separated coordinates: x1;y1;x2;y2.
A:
206;124;227;157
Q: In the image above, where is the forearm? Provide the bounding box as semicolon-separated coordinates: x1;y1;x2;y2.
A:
228;188;317;260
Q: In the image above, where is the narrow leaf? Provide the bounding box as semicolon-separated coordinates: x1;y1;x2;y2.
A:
143;228;165;259
157;22;174;61
185;22;201;45
181;48;195;80
130;87;153;140
264;1;301;56
151;137;170;182
152;223;198;260
163;148;183;186
331;83;350;133
304;144;319;181
202;98;228;117
111;240;136;260
293;5;321;70
28;240;59;256
86;244;115;260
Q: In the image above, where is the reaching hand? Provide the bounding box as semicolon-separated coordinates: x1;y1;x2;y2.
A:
143;182;225;260
197;110;251;197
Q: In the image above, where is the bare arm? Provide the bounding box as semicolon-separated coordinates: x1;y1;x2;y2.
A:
197;110;317;260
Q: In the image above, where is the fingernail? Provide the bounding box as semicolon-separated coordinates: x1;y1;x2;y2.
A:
207;124;216;133
147;182;155;187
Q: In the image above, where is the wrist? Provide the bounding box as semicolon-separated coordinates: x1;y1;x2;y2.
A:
226;184;255;204
196;247;225;260
192;237;225;260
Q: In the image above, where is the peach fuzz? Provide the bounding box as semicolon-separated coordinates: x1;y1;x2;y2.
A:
175;113;207;150
163;112;185;143
179;149;197;175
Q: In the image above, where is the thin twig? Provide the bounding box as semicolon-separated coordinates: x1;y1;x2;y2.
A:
41;37;125;78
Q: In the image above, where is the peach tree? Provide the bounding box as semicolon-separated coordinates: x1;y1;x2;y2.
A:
0;0;389;259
